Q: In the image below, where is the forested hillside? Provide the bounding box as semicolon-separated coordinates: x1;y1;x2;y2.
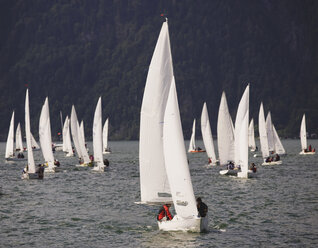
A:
0;0;317;140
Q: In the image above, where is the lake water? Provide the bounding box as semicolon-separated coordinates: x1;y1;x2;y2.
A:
0;139;318;247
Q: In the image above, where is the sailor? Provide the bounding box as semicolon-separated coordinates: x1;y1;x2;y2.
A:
157;204;173;221
208;158;212;164
227;161;234;170
274;154;280;161
309;145;312;152
89;155;94;162
196;197;208;217
250;163;257;173
54;159;60;167
255;146;258;151
103;159;110;167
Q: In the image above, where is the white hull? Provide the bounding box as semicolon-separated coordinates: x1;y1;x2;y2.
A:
92;166;105;172
44;166;57;173
262;160;282;166
158;215;208;232
103;151;111;154
66;153;75;157
219;169;238;176
299;151;315;155
75;163;93;167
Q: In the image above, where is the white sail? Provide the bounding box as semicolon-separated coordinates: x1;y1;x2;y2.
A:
71;106;90;164
80;121;86;146
300;114;307;150
30;132;40;149
65;117;74;156
62;116;68;152
102;118;109;151
273;124;285;155
5;111;15;158
238;112;249;178
139;20;173;204
188;119;196;152
15;123;24;151
93;97;104;170
248;119;256;150
201;103;217;163
265;112;275;152
163;78;198;218
39;97;55;168
217;92;235;165
25;90;36;173
234;85;249;166
258;103;269;159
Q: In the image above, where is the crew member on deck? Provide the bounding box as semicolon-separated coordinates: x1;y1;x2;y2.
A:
274;154;280;161
196;197;208;217
157;204;173;221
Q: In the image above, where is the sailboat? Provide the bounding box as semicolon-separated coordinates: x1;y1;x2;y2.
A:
62;116;74;157
22;89;44;179
53;112;64;151
39;97;58;173
258;104;282;165
266;111;286;157
138;19;173;205
188;119;205;153
6;112;19;161
217;92;235;165
103;118;111;154
248;119;257;152
92;97;105;172
15;123;25;152
220;85;255;178
299;114;315;155
158;78;208;232
30;132;41;151
70;106;92;166
201;103;217;165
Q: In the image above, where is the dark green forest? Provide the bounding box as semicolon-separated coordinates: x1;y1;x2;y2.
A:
0;0;317;141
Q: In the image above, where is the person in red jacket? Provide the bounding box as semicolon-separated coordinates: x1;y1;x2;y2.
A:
157;204;173;221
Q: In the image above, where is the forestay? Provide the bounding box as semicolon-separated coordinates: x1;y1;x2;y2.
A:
300;114;307;150
5;112;15;158
217;92;235;165
234;85;249;166
163;78;198;218
139;20;173;204
25;89;36;173
258;103;269;158
201;103;217;163
93;97;104;169
188;119;196;152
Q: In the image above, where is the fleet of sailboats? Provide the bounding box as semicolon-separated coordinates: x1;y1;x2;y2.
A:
2;19;315;234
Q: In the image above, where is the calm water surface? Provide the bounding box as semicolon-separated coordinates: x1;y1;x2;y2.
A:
1;140;318;247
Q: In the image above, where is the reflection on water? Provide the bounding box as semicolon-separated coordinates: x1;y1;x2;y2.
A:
0;140;318;247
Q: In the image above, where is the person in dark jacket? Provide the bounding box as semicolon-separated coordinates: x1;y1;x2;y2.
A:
196;197;208;217
157;204;173;221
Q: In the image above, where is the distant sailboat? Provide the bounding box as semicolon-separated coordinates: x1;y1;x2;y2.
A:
92;97;105;172
266;111;286;156
272;124;286;155
248;119;257;152
70;106;91;166
158;78;208;232
62;116;74;157
201;103;217;165
22;89;44;179
15;123;24;152
103;118;111;154
138;19;173;205
220;85;255;178
217;92;235;165
5;112;17;161
80;120;89;152
188;119;205;153
299;114;315;155
39;97;58;173
258;103;282;165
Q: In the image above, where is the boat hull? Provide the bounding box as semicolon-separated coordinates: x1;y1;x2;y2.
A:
92;166;105;172
158;215;208;232
299;151;315;155
188;150;206;153
6;157;27;161
262;160;282;166
219;169;238;176
21;173;42;180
